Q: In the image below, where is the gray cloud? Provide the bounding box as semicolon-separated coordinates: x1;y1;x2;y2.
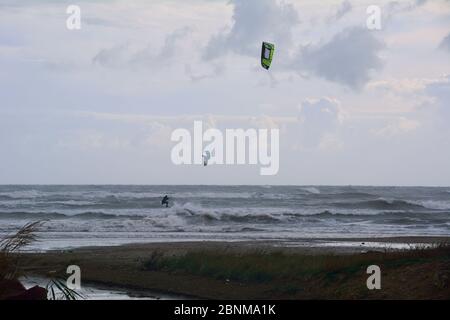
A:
185;63;225;82
293;27;384;90
385;0;429;19
439;32;450;52
203;0;299;60
297;97;341;148
132;27;191;66
328;0;352;23
93;27;191;69
93;43;131;68
0;0;112;6
425;75;450;118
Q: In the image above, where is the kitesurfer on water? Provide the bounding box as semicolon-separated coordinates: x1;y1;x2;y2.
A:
161;195;169;208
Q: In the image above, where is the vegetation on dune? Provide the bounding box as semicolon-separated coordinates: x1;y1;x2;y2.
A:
20;240;450;299
143;244;450;284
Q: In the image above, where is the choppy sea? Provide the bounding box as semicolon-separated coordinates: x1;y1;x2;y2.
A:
1;185;449;250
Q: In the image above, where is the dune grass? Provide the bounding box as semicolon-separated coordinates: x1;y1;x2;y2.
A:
0;221;41;282
142;243;450;284
21;241;450;299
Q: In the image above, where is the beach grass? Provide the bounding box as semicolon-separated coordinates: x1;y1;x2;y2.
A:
0;222;84;300
141;243;450;285
0;221;41;283
20;240;449;299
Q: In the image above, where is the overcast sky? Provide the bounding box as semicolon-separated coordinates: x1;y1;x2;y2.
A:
0;0;449;185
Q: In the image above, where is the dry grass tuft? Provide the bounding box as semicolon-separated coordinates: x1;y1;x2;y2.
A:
0;221;84;300
0;221;42;282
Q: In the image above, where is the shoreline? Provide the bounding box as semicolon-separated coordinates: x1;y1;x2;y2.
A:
82;235;450;253
20;236;450;299
25;235;450;253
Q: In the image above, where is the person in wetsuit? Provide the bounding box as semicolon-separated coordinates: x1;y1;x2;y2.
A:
161;195;169;208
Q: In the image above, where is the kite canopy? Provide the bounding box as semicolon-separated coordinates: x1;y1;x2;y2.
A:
261;42;275;70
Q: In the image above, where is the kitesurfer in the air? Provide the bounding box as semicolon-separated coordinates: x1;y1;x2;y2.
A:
202;151;211;166
161;195;169;208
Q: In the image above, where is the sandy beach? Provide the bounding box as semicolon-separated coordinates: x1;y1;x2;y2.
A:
20;237;450;300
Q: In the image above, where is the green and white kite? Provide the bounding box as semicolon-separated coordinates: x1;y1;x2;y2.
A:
261;42;275;70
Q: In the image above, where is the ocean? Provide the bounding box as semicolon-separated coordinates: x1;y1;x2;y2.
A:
0;185;449;250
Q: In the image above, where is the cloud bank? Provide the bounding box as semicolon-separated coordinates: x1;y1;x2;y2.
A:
204;0;299;60
294;27;385;90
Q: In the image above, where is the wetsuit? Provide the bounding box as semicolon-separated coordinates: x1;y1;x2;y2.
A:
161;195;169;208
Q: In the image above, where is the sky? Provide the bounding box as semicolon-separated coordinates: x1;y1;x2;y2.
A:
0;0;449;185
